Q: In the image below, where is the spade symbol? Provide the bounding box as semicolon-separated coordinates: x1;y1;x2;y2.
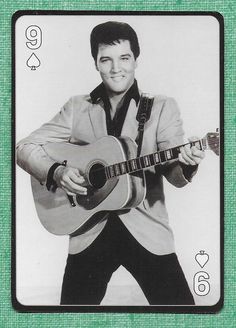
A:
27;53;41;70
195;250;209;268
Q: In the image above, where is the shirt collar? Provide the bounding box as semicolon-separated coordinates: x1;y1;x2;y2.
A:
90;79;140;106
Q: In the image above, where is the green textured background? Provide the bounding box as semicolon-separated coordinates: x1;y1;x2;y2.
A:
0;0;235;327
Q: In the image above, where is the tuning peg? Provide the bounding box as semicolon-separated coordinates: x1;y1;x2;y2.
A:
216;128;219;133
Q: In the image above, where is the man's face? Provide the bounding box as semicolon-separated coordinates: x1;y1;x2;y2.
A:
96;39;137;96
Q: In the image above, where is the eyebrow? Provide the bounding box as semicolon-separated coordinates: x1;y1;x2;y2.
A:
99;54;132;60
99;56;110;61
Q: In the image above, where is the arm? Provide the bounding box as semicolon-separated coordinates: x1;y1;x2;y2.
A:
16;97;74;184
17;97;88;195
156;97;204;187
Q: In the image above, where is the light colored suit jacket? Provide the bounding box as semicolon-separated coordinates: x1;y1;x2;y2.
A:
17;94;194;255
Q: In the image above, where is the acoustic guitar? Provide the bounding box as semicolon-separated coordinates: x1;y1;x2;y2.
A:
31;132;219;235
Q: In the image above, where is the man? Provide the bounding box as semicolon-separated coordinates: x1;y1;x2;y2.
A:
17;21;205;305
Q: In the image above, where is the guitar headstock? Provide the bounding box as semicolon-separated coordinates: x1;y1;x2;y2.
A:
203;131;220;156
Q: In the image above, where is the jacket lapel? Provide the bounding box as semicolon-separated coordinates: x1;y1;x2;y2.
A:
120;99;139;142
88;103;108;139
88;98;139;142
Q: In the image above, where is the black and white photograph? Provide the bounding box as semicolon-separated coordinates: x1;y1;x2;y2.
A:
13;12;222;311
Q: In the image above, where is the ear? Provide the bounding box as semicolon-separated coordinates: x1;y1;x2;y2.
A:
134;59;138;69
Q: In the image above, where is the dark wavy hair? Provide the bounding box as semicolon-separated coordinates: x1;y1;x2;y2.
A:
90;21;140;61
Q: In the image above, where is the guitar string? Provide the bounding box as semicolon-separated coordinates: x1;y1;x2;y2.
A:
89;138;219;177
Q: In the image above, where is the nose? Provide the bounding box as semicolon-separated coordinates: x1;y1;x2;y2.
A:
111;59;121;73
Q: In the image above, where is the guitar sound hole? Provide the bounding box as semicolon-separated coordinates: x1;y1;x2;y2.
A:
88;163;107;189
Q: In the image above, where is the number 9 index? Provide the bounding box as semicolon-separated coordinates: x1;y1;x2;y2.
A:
25;25;42;50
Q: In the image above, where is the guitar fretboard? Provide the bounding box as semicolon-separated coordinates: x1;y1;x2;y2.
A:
105;139;204;179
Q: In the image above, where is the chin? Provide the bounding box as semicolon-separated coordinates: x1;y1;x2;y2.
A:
109;82;132;95
111;86;127;94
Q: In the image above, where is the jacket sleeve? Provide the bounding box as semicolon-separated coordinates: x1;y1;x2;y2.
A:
156;97;197;187
16;97;74;184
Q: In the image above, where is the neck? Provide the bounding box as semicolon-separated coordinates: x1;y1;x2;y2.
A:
108;93;126;114
106;80;135;112
104;138;205;179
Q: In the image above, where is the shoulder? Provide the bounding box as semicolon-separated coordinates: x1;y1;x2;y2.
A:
151;95;181;117
152;95;178;108
62;94;93;114
140;93;180;119
66;94;92;106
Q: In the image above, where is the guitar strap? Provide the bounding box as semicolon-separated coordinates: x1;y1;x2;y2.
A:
136;93;154;157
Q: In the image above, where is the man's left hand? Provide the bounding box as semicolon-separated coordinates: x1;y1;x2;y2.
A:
178;136;205;166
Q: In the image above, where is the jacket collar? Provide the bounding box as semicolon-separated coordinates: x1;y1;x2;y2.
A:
90;79;140;106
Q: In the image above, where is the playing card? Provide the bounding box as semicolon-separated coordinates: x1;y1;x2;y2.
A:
13;11;223;312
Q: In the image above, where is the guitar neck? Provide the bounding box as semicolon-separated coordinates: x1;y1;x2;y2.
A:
105;138;206;179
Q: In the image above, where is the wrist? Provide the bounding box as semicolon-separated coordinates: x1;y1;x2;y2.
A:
53;165;65;186
46;161;67;191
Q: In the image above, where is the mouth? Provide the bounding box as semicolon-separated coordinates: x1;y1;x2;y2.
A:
110;75;125;82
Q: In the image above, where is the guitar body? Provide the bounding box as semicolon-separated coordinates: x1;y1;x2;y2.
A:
31;136;146;235
31;130;219;236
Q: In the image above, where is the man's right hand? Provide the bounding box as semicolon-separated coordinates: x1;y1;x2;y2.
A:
53;166;87;196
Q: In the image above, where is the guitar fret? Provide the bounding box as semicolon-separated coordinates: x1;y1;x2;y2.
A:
202;138;207;149
110;165;115;177
149;154;155;166
130;159;137;171
200;140;204;150
125;161;130;173
119;163;123;175
114;164;120;176
172;147;179;159
144;156;150;167
159;151;166;163
120;162;127;174
136;157;142;170
124;161;129;173
154;152;160;164
128;160;133;172
103;136;213;181
140;157;145;168
165;149;172;160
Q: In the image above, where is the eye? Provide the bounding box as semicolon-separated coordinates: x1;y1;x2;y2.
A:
100;58;110;63
121;57;129;61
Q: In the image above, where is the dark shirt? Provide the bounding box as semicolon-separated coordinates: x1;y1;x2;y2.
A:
90;80;140;137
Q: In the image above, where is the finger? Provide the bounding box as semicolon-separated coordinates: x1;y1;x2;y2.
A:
183;144;194;158
63;184;87;195
191;146;205;159
188;136;203;150
179;152;196;165
179;146;196;165
188;155;201;165
68;170;86;185
181;146;205;165
178;153;189;165
61;177;87;195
